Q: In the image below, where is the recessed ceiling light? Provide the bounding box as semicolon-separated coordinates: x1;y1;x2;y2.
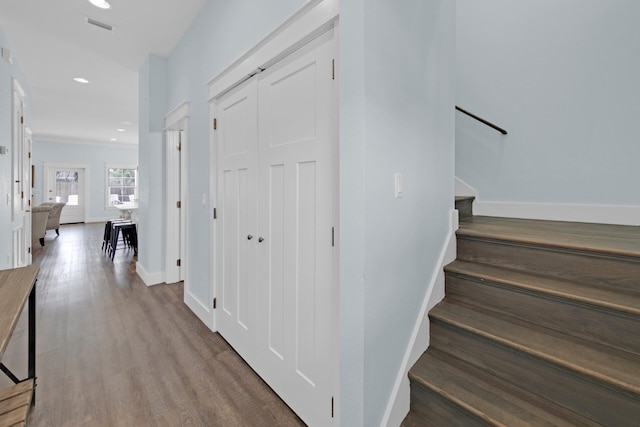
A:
89;0;111;9
117;128;125;132
73;77;90;84
110;138;117;141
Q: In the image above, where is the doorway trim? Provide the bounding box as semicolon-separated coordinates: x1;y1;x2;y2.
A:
43;163;89;223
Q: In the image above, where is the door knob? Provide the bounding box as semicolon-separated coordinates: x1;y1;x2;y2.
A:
247;235;253;240
258;237;264;243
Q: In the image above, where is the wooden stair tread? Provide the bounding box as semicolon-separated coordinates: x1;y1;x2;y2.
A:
0;379;34;427
445;260;640;316
409;350;594;427
430;302;640;395
458;216;640;259
401;410;436;427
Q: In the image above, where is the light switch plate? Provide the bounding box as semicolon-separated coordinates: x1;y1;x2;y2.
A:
395;173;403;198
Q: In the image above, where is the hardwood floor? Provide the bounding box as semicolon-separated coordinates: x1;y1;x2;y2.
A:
0;223;305;427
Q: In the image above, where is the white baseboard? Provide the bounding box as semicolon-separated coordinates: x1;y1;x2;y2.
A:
184;288;215;331
136;262;165;286
382;210;459;427
475;201;640;226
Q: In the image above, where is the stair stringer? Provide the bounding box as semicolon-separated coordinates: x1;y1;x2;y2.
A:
382;209;459;427
455;176;477;198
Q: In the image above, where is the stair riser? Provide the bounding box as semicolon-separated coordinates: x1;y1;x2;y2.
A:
445;274;640;355
409;381;496;427
457;237;640;294
455;199;474;219
430;320;640;427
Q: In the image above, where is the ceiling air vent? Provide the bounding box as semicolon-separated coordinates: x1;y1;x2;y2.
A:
85;17;114;32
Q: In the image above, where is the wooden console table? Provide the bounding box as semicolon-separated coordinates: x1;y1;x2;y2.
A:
0;265;38;426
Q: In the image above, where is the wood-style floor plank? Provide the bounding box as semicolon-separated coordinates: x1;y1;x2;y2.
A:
0;223;305;427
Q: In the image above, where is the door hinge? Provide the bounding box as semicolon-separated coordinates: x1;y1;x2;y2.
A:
213;297;217;309
21;191;24;199
28;151;31;158
331;396;334;418
20;116;24;124
176;201;181;208
176;259;181;267
28;247;31;254
213;208;217;219
331;227;335;247
177;143;181;152
332;59;335;80
213;118;217;130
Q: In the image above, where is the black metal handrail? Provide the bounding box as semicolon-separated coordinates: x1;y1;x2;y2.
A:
456;106;507;135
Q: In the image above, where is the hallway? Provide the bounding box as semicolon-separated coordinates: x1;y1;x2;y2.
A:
0;223;304;426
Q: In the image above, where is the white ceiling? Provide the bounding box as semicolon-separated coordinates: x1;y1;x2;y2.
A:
0;0;206;145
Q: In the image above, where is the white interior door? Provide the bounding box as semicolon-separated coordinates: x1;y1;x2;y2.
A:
214;29;337;426
216;78;259;366
45;167;85;223
23;128;32;265
12;83;25;221
166;129;187;284
254;30;336;425
12;80;29;267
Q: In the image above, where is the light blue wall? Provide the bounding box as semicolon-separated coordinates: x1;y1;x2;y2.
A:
32;140;138;221
359;1;455;425
338;0;367;423
0;26;30;270
137;55;167;278
456;0;640;207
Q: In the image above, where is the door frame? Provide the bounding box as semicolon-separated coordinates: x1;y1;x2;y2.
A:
207;0;339;423
43;163;89;223
165;102;190;287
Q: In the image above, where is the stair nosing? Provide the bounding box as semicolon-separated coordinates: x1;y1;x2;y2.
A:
429;303;640;397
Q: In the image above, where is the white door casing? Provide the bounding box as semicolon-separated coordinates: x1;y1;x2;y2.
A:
213;27;337;426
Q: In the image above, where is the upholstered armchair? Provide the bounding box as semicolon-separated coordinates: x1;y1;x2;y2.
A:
39;202;66;236
32;205;51;247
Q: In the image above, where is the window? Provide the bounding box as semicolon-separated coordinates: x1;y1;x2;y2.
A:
106;165;137;207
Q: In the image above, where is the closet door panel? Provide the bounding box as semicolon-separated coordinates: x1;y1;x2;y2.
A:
255;29;336;425
216;78;259;364
267;163;286;360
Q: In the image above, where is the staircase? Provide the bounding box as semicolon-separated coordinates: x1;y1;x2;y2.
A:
402;199;640;426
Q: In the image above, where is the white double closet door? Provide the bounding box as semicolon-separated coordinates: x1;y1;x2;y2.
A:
215;31;336;426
